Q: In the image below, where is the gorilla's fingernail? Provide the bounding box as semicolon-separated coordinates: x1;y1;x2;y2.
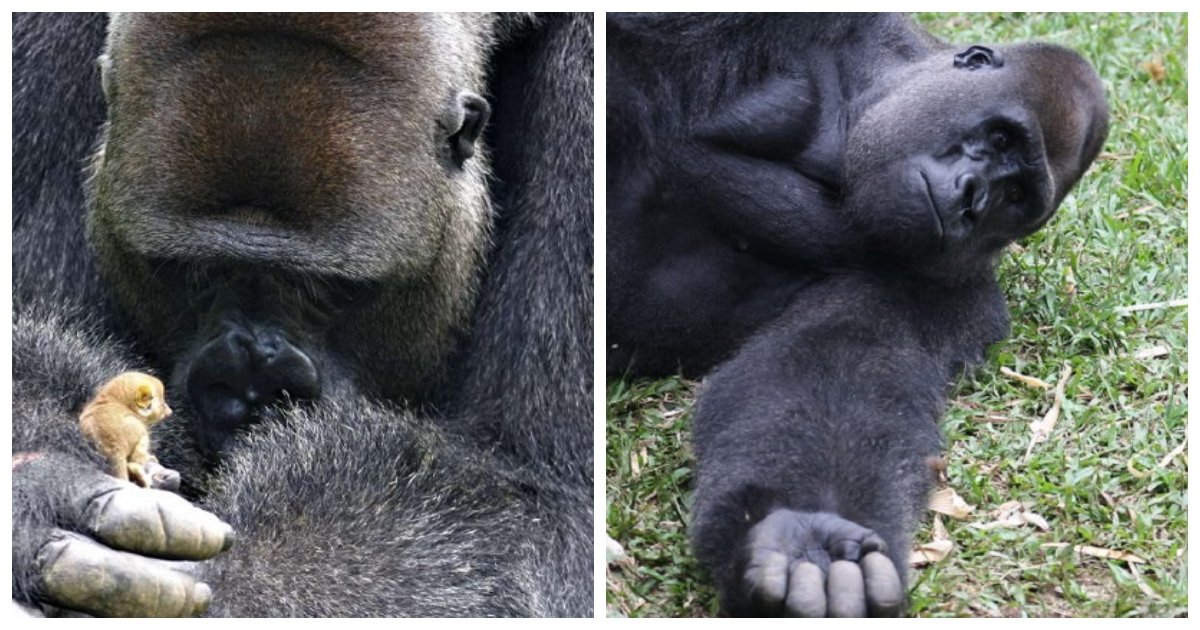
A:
193;582;212;616
221;526;236;552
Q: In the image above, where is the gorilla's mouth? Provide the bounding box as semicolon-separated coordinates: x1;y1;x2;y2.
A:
918;170;945;240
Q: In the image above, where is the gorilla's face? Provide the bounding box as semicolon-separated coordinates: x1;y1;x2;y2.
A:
92;13;491;279
87;14;496;462
844;42;1108;267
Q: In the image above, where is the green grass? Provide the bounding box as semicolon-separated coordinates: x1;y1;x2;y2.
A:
606;13;1188;618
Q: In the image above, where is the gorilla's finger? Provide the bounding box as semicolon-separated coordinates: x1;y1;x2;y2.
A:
826;560;866;617
143;460;181;493
830;538;863;561
83;486;234;560
862;552;903;617
862;533;888;554
37;531;211;617
785;561;826;617
743;547;789;611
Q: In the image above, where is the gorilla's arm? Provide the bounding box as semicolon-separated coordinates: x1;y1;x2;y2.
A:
445;13;594;483
13;13;108;310
607;13;930;271
435;15;594;614
689;276;946;617
13;15;235;615
680;72;856;266
194;396;535;616
12;304;233;617
673;147;852;265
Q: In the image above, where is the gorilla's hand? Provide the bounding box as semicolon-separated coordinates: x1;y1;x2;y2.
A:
13;453;233;617
738;509;903;617
143;459;183;492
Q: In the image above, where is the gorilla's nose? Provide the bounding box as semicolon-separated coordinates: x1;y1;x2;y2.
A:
955;173;989;217
185;323;321;432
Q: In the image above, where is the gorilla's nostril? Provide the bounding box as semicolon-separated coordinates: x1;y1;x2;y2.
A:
955;173;989;216
199;383;249;427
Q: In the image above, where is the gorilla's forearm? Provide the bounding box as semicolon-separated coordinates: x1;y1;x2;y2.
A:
689;280;949;615
441;12;594;484
13;12;108;311
13;301;136;463
198;397;544;616
679;148;854;266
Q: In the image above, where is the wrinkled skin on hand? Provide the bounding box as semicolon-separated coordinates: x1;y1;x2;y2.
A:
13;454;233;617
738;510;904;617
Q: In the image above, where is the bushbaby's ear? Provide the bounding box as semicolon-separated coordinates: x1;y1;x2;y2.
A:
136;384;153;409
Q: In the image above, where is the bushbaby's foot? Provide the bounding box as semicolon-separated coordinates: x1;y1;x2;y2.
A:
737;509;903;617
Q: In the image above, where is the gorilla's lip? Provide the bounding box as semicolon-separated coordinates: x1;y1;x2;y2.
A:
918;170;946;240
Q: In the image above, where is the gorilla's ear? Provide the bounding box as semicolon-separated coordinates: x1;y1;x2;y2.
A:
448;91;491;165
953;45;1003;70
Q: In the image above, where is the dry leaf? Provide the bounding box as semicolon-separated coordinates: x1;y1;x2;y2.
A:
931;513;949;540
1128;562;1161;599
1115;298;1187;314
911;515;953;566
1134;346;1170;360
1064;265;1077;299
1128;438;1188;478
1041;543;1145;564
1021;511;1050;532
1024;363;1072;462
910;540;954;566
928;486;975;520
975;501;1049;531
1000;366;1051;390
1143;57;1166;82
1115;204;1156;220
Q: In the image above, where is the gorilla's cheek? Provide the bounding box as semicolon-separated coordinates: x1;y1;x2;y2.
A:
845;162;944;255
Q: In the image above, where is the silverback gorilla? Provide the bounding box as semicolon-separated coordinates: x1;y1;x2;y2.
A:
13;13;592;616
607;14;1107;616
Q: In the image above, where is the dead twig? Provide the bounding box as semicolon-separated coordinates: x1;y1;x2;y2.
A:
1024;363;1072;463
1000;366;1051;390
1115;298;1187;314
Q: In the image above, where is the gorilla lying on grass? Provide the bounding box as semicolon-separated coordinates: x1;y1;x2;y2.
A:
14;13;592;616
607;13;1107;616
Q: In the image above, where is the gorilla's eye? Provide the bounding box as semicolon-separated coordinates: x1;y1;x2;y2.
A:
990;130;1011;151
1007;187;1025;204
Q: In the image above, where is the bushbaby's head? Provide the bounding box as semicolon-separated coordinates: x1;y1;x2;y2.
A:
100;372;173;425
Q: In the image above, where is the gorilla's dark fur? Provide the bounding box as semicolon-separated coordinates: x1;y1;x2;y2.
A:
13;13;592;616
608;14;1106;616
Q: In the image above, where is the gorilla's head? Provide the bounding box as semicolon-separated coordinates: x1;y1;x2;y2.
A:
86;14;497;461
844;41;1108;271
